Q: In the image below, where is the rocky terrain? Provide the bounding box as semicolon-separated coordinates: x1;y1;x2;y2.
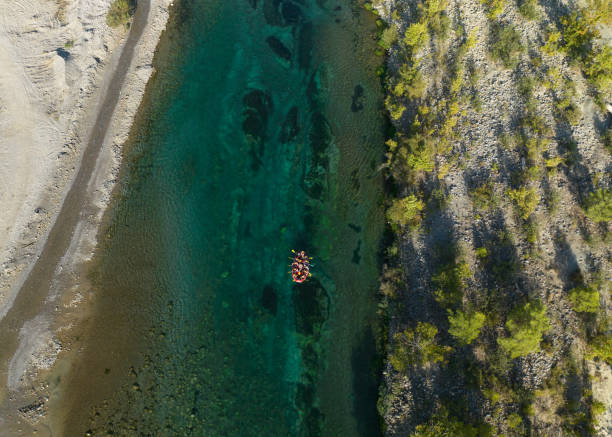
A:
370;0;612;434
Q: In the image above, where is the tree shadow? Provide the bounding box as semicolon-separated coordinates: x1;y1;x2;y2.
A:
351;327;383;437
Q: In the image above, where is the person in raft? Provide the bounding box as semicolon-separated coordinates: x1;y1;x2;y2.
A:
291;250;311;283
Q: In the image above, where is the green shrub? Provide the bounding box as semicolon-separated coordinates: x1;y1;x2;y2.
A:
475;247;489;259
379;26;399;50
412;409;479;436
497;300;550;358
404;21;430;49
490;23;524;69
569;284;600;313
583;188;612;222
518;0;540;20
585;45;612;95
586;334;612;364
387;194;425;228
433;261;472;307
448;310;486;345
506;412;523;429
507;187;539;219
592;400;606;416
390;322;451;371
106;0;134;27
470;182;497;210
407;148;435;172
481;0;505;19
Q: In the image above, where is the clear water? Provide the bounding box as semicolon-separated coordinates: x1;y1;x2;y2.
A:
61;0;386;435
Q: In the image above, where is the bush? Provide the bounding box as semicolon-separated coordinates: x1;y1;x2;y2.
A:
390;322;451;371
518;0;540;20
481;0;505;19
506;412;523;429
585;45;612;94
448;310;486;345
507;187;539;219
404;22;430;49
106;0;135;28
412;409;480;436
592;400;606;416
569;284;600;313
497;300;550;358
433;261;472;307
586;335;612;364
470;182;497;210
490;23;524;69
387;194;425;228
583;188;612;222
379;26;399;50
475;247;489;259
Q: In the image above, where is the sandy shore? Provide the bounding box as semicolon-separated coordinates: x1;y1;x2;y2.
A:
0;0;171;434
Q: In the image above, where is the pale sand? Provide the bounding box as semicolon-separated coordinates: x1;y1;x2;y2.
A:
0;0;172;433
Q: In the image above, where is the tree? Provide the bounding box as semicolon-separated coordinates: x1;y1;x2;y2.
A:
448;310;486;345
569;284;600;313
390;322;451;371
497;300;550;358
507;187;539;220
387;194;425;228
584;188;612;222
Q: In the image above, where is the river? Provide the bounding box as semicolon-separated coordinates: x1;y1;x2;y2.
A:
59;0;386;435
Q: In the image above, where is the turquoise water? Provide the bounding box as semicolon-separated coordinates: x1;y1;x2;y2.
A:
62;0;386;435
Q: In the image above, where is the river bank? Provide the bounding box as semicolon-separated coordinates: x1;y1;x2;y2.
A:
0;1;172;434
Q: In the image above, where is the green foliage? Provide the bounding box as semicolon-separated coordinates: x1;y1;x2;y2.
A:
518;0;540;20
470;182;497;210
448;310;486;345
506;413;523;429
390;322;451;371
490;23;524;69
497;300;550;358
385;96;406;120
475;247;489;259
481;0;505;19
433;261;472;307
586;334;612;364
404;22;430;49
387;194;425;228
407;147;435;172
569;284;600;313
592;400;606;416
585;45;612;95
412;409;480;436
506;187;539;220
106;0;134;27
559;11;597;60
583;188;612;222
379;26;399;50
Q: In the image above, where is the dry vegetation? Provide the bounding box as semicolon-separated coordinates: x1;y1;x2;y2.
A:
367;0;612;434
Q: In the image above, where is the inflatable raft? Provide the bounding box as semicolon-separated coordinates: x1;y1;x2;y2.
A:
291;250;311;283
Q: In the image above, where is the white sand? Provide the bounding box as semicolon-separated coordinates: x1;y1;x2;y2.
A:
0;0;171;428
0;0;169;319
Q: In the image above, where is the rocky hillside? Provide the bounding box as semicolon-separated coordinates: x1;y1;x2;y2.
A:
370;0;612;434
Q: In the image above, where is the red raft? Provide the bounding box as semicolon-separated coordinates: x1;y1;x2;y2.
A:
291;250;311;283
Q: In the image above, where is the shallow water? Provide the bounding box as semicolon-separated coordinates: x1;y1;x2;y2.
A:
60;0;386;435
